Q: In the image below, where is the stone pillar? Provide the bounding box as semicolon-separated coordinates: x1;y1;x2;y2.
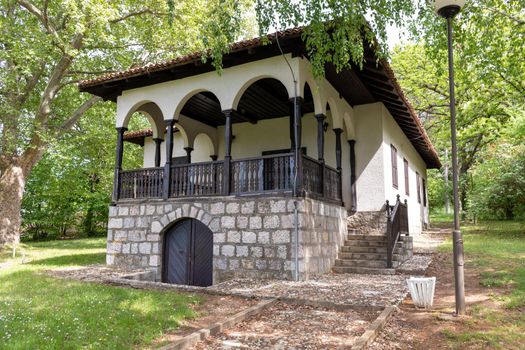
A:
163;119;176;199
223;110;233;195
184;147;193;164
112;127;127;204
153;138;163;168
348;139;357;211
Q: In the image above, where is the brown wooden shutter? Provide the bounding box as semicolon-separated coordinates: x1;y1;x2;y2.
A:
391;145;398;188
422;178;427;207
416;172;421;203
404;158;409;196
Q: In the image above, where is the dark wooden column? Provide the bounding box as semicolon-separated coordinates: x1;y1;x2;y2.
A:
112;127;127;204
315;114;326;162
348;139;357;211
184;147;193;163
334;128;343;202
315;114;326;197
153;138;163;168
163;119;176;199
223;110;233;195
290;97;303;196
289;103;295;150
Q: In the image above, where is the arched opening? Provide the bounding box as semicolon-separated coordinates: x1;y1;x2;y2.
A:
233;78;291;158
176;91;223;126
324;102;337;169
193;133;215;163
119;101;165;169
163;218;213;287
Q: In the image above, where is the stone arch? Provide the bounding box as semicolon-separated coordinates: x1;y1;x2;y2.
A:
118;100;164;138
231;75;292;110
151;204;215;236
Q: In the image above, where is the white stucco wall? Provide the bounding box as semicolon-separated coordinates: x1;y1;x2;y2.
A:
381;105;429;235
352;102;429;234
353;103;386;212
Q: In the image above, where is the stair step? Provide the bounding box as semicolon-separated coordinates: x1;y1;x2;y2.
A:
341;246;403;254
346;235;387;241
344;240;387;247
337;252;406;260
335;259;388;268
332;266;396;275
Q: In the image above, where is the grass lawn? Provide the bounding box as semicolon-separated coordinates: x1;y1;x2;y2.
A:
0;238;200;350
435;219;525;349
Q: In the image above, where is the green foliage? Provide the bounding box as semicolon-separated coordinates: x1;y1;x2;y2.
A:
393;1;525;217
254;0;418;77
437;221;525;348
467;111;525;220
0;238;200;349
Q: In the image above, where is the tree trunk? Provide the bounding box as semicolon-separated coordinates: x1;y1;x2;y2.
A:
0;147;43;247
0;164;26;246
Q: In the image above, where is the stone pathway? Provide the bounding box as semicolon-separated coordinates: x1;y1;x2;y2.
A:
209;273;409;307
192;302;377;350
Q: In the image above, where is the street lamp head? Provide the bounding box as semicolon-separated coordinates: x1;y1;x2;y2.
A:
433;0;465;18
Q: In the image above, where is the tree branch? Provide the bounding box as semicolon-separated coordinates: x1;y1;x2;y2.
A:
17;0;65;52
109;8;167;24
58;96;102;133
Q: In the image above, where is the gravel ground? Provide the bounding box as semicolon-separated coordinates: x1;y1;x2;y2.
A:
45;264;151;280
192;302;378;350
209;273;409;307
396;255;433;275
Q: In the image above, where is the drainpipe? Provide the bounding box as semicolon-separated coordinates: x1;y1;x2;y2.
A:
275;27;300;281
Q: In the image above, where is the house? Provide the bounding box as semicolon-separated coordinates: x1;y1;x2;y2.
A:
79;28;440;286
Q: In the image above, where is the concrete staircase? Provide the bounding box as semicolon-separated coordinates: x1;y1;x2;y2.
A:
332;229;413;275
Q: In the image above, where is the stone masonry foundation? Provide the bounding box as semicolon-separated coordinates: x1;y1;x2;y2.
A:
106;196;347;283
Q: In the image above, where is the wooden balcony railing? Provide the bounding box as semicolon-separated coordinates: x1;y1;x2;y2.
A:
231;153;293;194
117;153;342;203
170;161;224;197
302;155;342;202
386;195;409;268
120;167;164;199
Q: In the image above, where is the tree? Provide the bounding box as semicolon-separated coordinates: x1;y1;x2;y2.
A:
1;0;432;246
0;0;219;246
22;104;147;239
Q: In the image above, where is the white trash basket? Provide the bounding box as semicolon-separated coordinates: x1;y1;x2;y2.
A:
407;277;436;309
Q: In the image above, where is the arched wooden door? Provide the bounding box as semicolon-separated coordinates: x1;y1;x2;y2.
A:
163;218;213;286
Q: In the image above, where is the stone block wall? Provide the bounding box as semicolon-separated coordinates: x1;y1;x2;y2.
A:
106;196;347;283
346;210;388;235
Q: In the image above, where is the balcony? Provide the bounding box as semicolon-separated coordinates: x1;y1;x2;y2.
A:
116;153;342;203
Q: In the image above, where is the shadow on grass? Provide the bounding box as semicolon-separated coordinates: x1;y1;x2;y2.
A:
28;238;106;250
28;253;106;267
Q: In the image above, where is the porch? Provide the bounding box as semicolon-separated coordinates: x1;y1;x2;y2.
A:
116;152;342;203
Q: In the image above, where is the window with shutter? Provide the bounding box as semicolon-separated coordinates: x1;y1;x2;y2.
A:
404;158;409;196
391;145;398;189
422;178;427;207
416;172;421;203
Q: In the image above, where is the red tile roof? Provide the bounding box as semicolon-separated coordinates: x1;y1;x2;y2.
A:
78;28;304;89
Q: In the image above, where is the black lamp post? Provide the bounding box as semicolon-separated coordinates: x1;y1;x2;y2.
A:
433;0;466;316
